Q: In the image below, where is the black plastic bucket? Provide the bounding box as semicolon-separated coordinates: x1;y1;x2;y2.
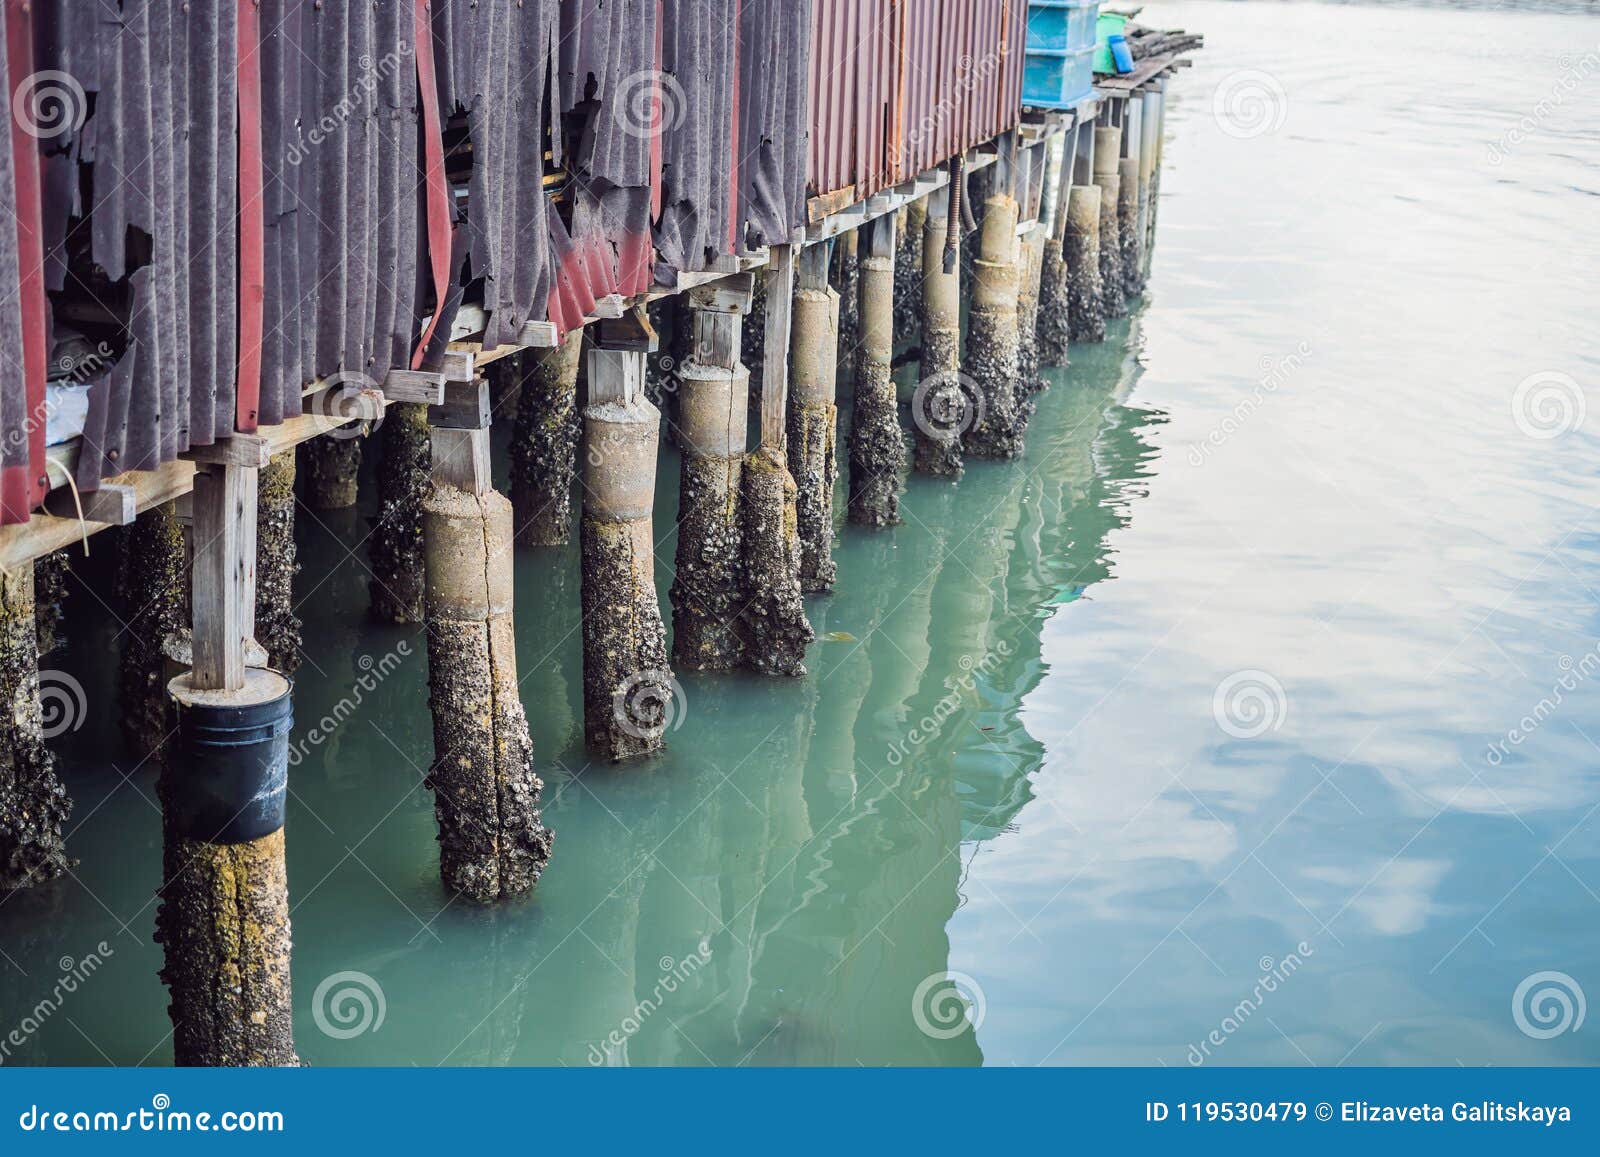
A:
171;680;293;844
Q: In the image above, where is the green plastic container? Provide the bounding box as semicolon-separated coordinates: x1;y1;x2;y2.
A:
1094;11;1128;74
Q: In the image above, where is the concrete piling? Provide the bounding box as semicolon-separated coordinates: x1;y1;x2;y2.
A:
1093;125;1126;321
848;218;904;527
1067;185;1107;344
510;338;583;547
671;305;750;673
1119;156;1143;300
117;501;190;769
581;348;673;761
255;452;301;672
0;565;71;892
787;277;841;593
740;244;814;677
422;441;553;902
33;550;69;658
369;403;431;623
835;229;860;368
510;332;584;547
300;434;362;511
1016;222;1050;414
1038;133;1073;367
965;194;1026;459
913;187;967;477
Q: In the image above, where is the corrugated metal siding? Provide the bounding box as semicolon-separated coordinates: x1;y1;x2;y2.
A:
808;0;1025;203
0;0;1008;525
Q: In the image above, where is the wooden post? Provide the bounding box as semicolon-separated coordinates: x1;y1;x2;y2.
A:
189;463;257;693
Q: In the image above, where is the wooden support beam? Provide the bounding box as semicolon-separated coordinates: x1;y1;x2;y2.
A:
427;378;491;430
383;367;447;405
688;273;755;315
595;306;659;353
430;427;492;497
190;464;257;693
586;347;647;407
797;240;832;292
182;433;272;469
760;243;794;453
863;211;896;260
43;482;136;526
518;319;560;348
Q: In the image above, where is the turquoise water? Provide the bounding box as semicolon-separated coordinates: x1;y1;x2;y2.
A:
4;0;1600;1067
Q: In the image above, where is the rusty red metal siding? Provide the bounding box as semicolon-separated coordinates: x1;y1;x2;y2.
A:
808;0;1025;205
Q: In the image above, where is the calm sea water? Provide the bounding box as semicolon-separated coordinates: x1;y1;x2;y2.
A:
4;0;1600;1067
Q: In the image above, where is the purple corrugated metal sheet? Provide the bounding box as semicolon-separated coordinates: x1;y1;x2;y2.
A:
808;0;1025;206
0;0;815;522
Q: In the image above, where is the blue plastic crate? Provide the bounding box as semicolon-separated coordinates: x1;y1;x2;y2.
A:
1026;1;1098;54
1023;44;1097;109
1024;1;1099;109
